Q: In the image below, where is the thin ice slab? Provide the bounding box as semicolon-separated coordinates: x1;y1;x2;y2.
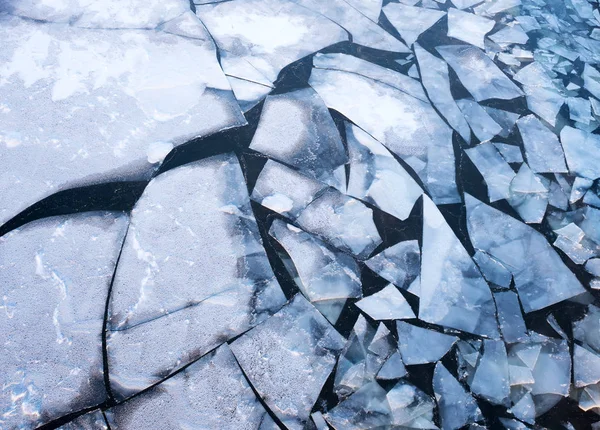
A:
396;321;458;365
0;212;128;429
107;154;286;399
383;3;446;46
365;240;421;291
516;115;567;173
465;142;516;202
356;284;415;320
447;8;495;49
230;294;345;430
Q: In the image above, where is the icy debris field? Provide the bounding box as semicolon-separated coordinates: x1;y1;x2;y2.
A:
2;0;600;429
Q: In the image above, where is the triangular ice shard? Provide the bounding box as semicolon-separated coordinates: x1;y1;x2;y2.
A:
396;321;458;365
383;3;446;46
366;240;421;290
420;196;499;338
356;284;415;320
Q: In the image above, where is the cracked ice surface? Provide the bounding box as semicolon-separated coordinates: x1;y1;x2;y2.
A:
107;153;286;398
0;12;245;226
0;212;128;429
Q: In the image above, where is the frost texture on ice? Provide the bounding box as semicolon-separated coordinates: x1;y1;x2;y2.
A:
396;321;458;365
437;45;524;101
0;212;128;429
420;196;500;338
0;13;245;227
107;345;273;429
346;122;423;221
465;194;586;312
269;219;361;324
310;66;459;204
107;154;286;399
230;294;345;430
383;3;446;46
249;88;348;190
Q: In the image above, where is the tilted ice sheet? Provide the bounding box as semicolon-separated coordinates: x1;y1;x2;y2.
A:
437;45;524;101
383;3;445;46
107;154;286;399
230;294;345;430
516;115;567;173
310;67;459;204
0;212;128;429
396;321;458;365
465;142;516;202
107;345;273;429
249;87;347;190
414;43;472;143
195;0;348;83
365;240;421;291
269;219;361;324
420;196;499;338
0;13;244;227
465;194;586;312
0;0;191;27
346;122;423;221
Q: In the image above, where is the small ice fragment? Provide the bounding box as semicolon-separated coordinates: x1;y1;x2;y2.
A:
508;163;549;224
324;382;393;429
457;99;503;141
356;284;415;320
434;362;483;430
465;142;516;202
583;64;600;100
570;177;594;204
494;290;528;343
387;380;437;428
447;8;495;49
514;63;565;126
553;223;595;264
489;24;529;45
568;97;593;124
365;240;420;290
484;107;520;138
585;259;600;277
146;141;174;164
377;350;408;380
560;126;600;180
516;115;567;173
574;345;600;388
230;295;345;429
396;321;458;365
437;45;524;101
383;3;446;46
470;340;510;405
493;142;523;163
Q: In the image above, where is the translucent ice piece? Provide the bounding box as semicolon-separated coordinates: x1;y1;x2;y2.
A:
0;14;245;227
251;160;327;219
494;290;527;343
508;163;549;224
309;67;459;204
489;24;529;46
108;345;273;429
346;123;423;221
377;350;408;380
434;362;483;430
473;250;512;288
516;115;567;173
414;43;472;143
457;99;503;141
553;223;596;264
230;295;345;430
196;0;347;82
574;306;600;354
466;142;516;202
383;3;446;46
560;126;600;180
465;194;586;312
471;340;510;405
296;188;382;260
396;321;458;365
0;212;128;429
483;107;520;139
473;0;521;17
574;345;600;388
493;142;523;163
365;240;421;290
447;8;495;49
583;64;600;100
387;380;437;428
437;45;524;101
269;219;361;324
249;87;348;190
421;196;500;338
107;154;286;399
568;97;593;125
324;382;393;429
356;284;415;320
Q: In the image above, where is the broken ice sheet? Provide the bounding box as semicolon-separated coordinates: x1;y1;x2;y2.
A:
58;410;109;430
420;196;500;338
494;290;528;343
434;362;483;430
0;212;128;429
356;284;415;320
470;340;510;405
447;8;495;49
473;250;513;288
346;122;423;221
0;13;245;227
196;0;347;83
508;163;550;224
334;316;395;398
437;45;524;102
560;126;600;180
309;66;459;204
396;321;458;365
269;219;361;324
230;294;345;430
107;154;286;399
516;115;567;173
383;3;446;46
465;194;586;312
107;344;273;429
414;43;471;143
249;87;348;190
365;240;421;291
493;142;523;163
251;159;327;219
465;142;516;202
457;99;503;142
553;223;596;264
